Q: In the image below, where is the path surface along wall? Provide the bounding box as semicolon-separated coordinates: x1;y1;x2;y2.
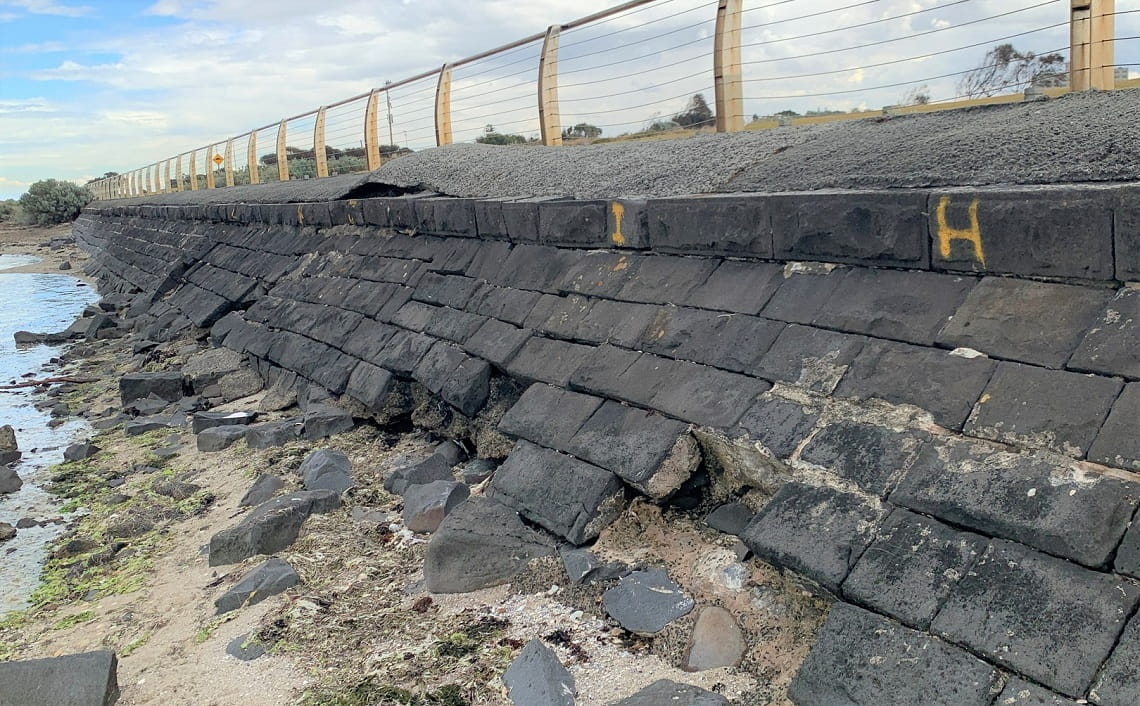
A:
75;174;1140;705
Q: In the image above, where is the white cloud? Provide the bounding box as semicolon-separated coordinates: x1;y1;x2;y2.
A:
2;0;94;17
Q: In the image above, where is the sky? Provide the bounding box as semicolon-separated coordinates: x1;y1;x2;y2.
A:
0;0;1137;199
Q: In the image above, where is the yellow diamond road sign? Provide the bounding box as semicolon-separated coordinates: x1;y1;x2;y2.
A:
212;154;224;166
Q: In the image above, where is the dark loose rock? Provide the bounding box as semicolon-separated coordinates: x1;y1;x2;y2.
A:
244;418;303;449
0;650;120;706
119;371;184;405
0;467;21;494
684;606;745;671
63;442;101;462
226;633;267;661
214;557;299;614
423;497;556;593
402;480;469;533
603;568;694;635
704;503;753;536
208;490;341;566
0;522;15;542
240;474;285;507
197;425;248;452
191;410;257;434
296;449;353;494
302;404;353;440
384;454;454;496
503;639;575;706
610;680;729;706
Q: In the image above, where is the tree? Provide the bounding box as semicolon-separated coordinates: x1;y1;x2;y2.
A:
476;124;528;145
958;44;1065;98
18;179;92;225
673;93;714;128
562;123;602;139
901;85;931;106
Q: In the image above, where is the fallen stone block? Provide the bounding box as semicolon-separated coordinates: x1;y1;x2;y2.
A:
384;454;454;496
559;546;627;585
704;503;753;536
124;414;182;437
0;522;15;541
124;394;169;417
1089;612;1140;706
208;489;341;566
225;633;267;661
296;449;353;494
490;440;626;545
931;539;1139;697
503;639;575;706
498;383;603;451
603;568;694;636
197;425;249;452
890;436;1139;568
565;400;700;500
841;509;984;630
610;680;729;706
64;442;101;462
119;371;184;405
402;480;470;533
741;482;886;594
244;419;303;449
788;603;998;706
423;497;556;593
0;650;120;706
684;606;745;671
214;557;300;614
0;467;21;494
192;410;257;434
183;347;244;392
240;474;285;507
460;458;496;485
302;404;353;440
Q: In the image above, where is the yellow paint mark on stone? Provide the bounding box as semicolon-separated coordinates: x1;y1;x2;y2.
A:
613;255;629;272
347;199;358;225
935;196;985;267
610;202;625;246
297;205;305;225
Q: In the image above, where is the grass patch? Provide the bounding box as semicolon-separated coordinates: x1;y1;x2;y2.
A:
52;609;96;630
120;631;152;656
295;678;469;706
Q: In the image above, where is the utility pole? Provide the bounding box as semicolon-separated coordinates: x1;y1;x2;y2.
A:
384;80;395;150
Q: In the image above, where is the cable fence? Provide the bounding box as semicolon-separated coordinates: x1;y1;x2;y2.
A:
90;0;1138;200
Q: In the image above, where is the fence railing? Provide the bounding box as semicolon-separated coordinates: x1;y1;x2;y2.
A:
89;0;1135;201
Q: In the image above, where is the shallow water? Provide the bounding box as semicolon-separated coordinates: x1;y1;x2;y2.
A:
0;256;100;613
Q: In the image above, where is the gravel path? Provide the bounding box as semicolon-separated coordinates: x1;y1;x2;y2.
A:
366;89;1140;198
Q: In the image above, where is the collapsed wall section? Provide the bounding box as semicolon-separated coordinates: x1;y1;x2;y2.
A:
76;184;1140;704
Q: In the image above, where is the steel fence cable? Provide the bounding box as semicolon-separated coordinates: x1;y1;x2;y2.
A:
741;0;884;32
745;23;1068;83
560;66;709;102
450;78;538;106
742;2;1066;68
560;86;717;117
559;0;717;50
561;46;711;88
559;16;714;64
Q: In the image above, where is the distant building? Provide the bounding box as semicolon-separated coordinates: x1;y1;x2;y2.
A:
1033;65;1130;88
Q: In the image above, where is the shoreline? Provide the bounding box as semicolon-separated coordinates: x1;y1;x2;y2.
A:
0;223;93;280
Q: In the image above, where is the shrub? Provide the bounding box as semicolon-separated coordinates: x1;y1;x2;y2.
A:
18;179;92;225
0;199;22;223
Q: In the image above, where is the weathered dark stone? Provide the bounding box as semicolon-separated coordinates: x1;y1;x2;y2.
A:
208;490;341;566
503;639;575;706
610;680;729;706
635;306;784;374
244;418;303;449
64;442;101;462
965;362;1122;457
538;199;609;247
616;256;718;306
771;191;929;267
683;260;784;315
1089;612;1140;706
0;650;120;706
800;422;929;497
0;467;21;494
841;509;983;629
996;677;1081;706
788;603;998;706
214;557;299;614
225;633;267;661
646;194;772;257
565;400;700;499
603;568;694;635
705;502;753;536
402;480;470;533
1116;185;1140;281
741;482;886;593
490;440;626;545
439;356;491;417
423;497;556;593
756;323;866;393
463;318;531;368
498;383;603;451
183;347;244;392
124;414;182;437
931;539;1139;697
384;454;454;495
191;410;257;434
1088;383;1140;471
938;277;1110;368
239;474;285;507
345;361;393;412
732;396;820;458
119;371;184;405
815;268;974;345
297;449;353;494
555;251;637;299
414;197;476;236
930;187;1115;280
1069;288;1140;380
505;337;593;387
836;338;995;431
196;425;248;452
649;361;769;428
433;440;465;467
892;436;1139;567
460;458;496;485
301;404;353;440
761;265;848;324
559;546;627;585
